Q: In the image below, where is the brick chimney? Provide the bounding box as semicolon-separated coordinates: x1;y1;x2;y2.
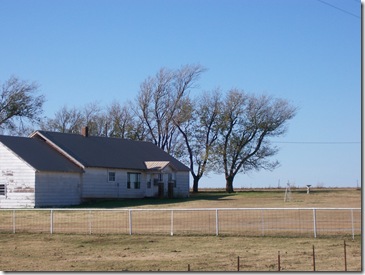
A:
81;126;89;137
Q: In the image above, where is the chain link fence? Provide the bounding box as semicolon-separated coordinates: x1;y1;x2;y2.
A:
0;208;360;238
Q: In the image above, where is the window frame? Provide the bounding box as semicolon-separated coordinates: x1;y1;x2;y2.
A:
108;171;116;182
127;172;141;189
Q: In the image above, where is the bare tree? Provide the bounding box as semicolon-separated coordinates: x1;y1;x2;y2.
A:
42;100;150;140
88;113;109;136
106;100;139;139
0;76;45;135
136;64;205;156
174;90;221;192
215;90;297;193
82;102;109;136
41;105;84;133
42;102;109;136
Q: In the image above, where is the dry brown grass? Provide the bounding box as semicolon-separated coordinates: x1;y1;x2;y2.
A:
171;188;361;209
0;188;361;271
0;233;361;271
73;187;361;209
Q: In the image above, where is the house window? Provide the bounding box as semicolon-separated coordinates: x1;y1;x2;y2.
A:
127;173;141;189
108;171;116;182
0;184;5;196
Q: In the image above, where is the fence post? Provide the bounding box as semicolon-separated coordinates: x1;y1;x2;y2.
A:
12;210;16;234
312;209;317;238
215;209;219;236
170;210;174;236
129;209;132;235
5;207;359;238
50;210;53;234
351;209;354;240
344;240;347;271
261;209;265;236
312;245;316;271
88;210;92;235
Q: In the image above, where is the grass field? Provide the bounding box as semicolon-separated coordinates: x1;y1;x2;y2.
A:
76;187;361;208
0;188;361;271
0;234;361;271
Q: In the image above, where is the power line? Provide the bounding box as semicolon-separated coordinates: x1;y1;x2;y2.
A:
317;0;361;19
272;141;360;144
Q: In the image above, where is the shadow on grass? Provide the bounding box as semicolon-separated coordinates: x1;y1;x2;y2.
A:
73;191;234;209
71;188;352;208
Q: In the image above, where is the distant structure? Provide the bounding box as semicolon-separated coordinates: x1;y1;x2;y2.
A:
306;185;311;194
0;128;190;208
284;182;292;202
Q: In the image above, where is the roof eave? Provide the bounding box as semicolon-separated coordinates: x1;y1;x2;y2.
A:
35;169;84;173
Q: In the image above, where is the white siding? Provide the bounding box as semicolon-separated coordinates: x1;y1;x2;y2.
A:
82;168;146;199
174;171;190;198
0;143;36;208
145;169;190;198
120;171;146;199
156;166;189;198
35;172;81;207
82;168;119;198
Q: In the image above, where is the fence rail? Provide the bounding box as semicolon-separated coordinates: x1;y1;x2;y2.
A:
0;208;361;238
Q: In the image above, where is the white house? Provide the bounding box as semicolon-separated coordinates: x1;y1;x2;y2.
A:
0;128;190;208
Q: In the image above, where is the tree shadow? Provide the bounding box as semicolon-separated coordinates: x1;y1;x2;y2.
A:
73;191;233;208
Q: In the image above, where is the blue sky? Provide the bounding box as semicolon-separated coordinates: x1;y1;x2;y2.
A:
0;0;361;189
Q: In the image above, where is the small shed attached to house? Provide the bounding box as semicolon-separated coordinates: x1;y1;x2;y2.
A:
0;129;190;208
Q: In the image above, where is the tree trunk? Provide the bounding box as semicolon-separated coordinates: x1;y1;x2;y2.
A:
225;176;235;193
192;176;200;193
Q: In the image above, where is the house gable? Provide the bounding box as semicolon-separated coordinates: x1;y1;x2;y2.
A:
0;135;83;173
0;141;36;208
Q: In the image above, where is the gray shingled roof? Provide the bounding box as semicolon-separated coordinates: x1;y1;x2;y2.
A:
34;131;190;171
0;135;83;173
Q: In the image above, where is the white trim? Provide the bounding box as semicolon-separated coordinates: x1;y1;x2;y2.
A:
31;131;85;169
0;207;360;211
108;171;116;182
